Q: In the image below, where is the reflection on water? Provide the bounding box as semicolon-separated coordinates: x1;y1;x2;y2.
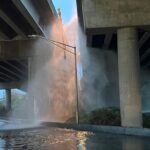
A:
123;137;144;150
77;132;89;150
0;122;150;150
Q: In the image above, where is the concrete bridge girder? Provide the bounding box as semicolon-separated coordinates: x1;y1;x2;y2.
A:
0;81;23;90
0;0;57;40
12;0;45;37
76;0;150;128
77;0;150;57
0;37;52;92
0;38;52;60
0;10;26;38
81;0;150;29
0;0;57;112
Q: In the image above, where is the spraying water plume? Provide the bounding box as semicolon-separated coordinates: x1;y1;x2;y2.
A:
65;13;120;114
9;16;76;123
9;5;120;124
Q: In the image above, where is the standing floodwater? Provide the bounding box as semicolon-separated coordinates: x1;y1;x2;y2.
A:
0;127;150;150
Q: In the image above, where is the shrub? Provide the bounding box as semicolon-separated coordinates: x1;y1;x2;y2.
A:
67;107;150;128
143;113;150;128
0;102;6;115
80;107;121;126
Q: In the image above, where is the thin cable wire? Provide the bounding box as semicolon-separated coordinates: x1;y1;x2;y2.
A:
28;35;76;49
50;41;75;55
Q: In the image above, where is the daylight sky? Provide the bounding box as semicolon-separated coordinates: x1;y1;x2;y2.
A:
52;0;76;24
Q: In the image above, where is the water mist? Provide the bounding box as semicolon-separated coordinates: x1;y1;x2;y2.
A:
10;9;120;124
65;14;120;114
10;18;76;123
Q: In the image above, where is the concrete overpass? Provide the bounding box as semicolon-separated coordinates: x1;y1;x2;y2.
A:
0;0;57;111
77;0;150;65
0;0;57;40
77;0;150;128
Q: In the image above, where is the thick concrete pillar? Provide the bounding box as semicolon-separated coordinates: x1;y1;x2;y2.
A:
117;27;142;128
5;89;11;111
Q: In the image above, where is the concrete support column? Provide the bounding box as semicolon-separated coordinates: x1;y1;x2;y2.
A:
117;27;142;128
28;57;32;81
5;89;11;111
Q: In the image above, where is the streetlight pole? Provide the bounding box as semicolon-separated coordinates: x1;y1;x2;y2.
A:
74;47;79;124
28;35;80;124
49;39;79;124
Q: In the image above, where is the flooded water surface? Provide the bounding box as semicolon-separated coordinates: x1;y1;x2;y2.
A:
0;125;150;150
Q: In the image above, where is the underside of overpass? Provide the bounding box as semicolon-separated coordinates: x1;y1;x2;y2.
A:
77;0;150;128
0;0;57;110
76;0;150;68
0;0;57;40
0;59;28;83
0;0;57;86
85;29;150;68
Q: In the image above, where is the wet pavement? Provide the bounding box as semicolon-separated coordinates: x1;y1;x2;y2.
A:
0;118;38;130
0;119;150;150
0;128;150;150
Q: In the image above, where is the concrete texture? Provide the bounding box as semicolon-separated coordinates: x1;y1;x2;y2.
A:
79;45;150;114
0;0;57;90
0;37;53;91
118;27;142;127
81;0;150;30
0;38;52;60
0;0;57;40
0;82;23;90
76;0;150;129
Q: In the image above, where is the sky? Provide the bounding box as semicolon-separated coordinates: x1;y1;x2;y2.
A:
52;0;76;24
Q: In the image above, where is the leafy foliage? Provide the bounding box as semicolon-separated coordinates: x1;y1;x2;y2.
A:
67;107;150;128
91;108;120;125
0;102;6;115
143;113;150;128
11;90;26;110
80;107;121;126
